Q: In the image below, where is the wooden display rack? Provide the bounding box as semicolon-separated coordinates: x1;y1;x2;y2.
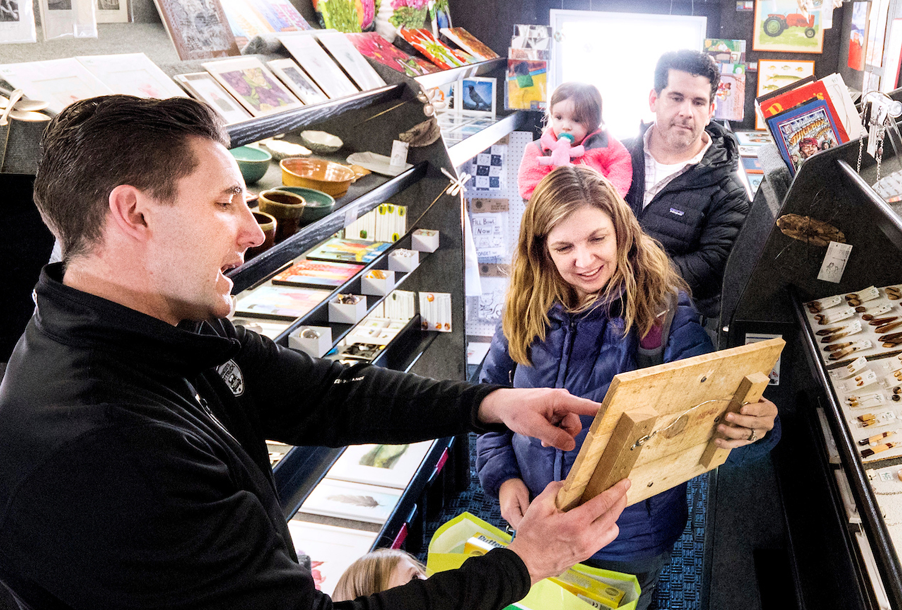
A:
557;337;785;510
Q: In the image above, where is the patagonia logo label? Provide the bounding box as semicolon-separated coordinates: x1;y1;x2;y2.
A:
216;360;244;396
669;207;685;216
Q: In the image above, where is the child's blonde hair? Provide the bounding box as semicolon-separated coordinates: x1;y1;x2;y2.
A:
547;82;604;135
332;548;427;601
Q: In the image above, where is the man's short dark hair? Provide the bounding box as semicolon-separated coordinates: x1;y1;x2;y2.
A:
34;95;229;261
653;50;720;103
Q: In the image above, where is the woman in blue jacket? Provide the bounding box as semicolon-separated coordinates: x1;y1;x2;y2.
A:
477;165;778;610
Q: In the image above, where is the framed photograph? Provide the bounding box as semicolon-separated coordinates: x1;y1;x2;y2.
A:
233;284;330;320
0;0;38;43
755;59;815;129
174;72;251;124
0;58;113;114
95;0;128;23
459;76;495;117
151;0;239;61
76;53;186;99
327;441;433;489
345;32;439;78
305;237;392;264
314;30;387;92
298;478;402;524
766;97;846;176
286;521;376;596
277;32;359;99
266;58;328;105
752;0;824;53
271;259;364;289
203;57;303;118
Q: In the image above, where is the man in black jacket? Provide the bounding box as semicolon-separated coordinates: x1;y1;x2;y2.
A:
0;96;629;610
624;50;749;320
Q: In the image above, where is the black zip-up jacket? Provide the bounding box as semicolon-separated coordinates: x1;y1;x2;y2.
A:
0;264;528;610
624;121;749;318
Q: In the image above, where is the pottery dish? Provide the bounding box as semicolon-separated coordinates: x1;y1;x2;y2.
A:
230;145;273;185
281;157;356;197
273;186;336;225
300;130;343;154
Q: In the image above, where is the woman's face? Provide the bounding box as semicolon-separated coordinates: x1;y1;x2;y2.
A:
386;557;427;589
546;205;618;300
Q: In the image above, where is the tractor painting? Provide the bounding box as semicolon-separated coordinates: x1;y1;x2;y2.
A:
762;13;816;38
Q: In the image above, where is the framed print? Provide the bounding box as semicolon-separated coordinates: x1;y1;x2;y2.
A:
95;0;128;23
76;53;186;99
314;30;387;92
0;58;113;114
0;0;38;43
459;76;495;117
233;284;330;320
305;237;391;264
752;0;824;53
286;521;376;596
203;57;303;117
277;32;359;99
267;58;328;105
271;259;364;289
755;59;815;129
152;0;239;61
298;478;402;524
326;441;433;488
767;97;847;176
748;174;764;193
345;31;439;77
174;72;251;123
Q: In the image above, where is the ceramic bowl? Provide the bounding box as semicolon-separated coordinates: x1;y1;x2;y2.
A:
257;189;306;242
300;130;343;154
230;145;272;185
280;157;356;198
274;186;336;225
246;211;277;259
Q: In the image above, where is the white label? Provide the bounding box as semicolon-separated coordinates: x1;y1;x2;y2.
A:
389;140;409;167
818;241;853;283
809;295;843;310
846;356;869;376
866;304;894;317
843;370;879;391
819;307;856;325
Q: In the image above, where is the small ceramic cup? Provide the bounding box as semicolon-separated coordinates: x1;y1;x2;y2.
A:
246;211;277;259
257;189;306;242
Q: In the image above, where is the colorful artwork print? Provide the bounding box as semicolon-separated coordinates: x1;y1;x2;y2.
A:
440;27;499;61
714;64;745;122
220;67;295;111
849;2;868;70
312;0;374;32
346;31;439;76
767;98;845;176
506;59;547;111
399;27;467;69
271;259;364;288
305;237;392;264
234;285;330;320
703;38;746;63
752;0;824;53
387;0;428;30
460;77;495;116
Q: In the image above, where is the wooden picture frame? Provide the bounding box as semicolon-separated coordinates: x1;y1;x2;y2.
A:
755;59;815;129
151;0;239;61
557;338;784;511
752;0;824;54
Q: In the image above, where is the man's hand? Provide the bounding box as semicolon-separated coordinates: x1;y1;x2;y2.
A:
715;398;778;449
499;478;531;530
507;479;630;584
478;388;600;451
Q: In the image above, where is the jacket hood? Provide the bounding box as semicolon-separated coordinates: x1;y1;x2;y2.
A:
33;263;241;377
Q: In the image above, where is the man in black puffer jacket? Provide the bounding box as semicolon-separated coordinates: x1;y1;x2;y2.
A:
624;50;749;320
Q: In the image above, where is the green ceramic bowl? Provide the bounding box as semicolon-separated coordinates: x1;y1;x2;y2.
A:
274;186;336;225
230;145;272;185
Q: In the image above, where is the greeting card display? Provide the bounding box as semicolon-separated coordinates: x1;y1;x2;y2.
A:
152;0;239;60
174;72;252;124
76;53;186;99
234;284;330;320
278;32;359;99
314;29;386;91
327;441;433;488
440;27;499;61
399;27;469;70
506;58;547;111
305;237;391;264
203;57;303;117
766;97;848;176
345;31;439;77
271;259;364;288
266;59;328;105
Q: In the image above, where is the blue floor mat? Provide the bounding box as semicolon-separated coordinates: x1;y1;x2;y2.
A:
418;434;707;609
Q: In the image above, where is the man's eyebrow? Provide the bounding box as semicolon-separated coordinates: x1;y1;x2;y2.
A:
222;185;244;197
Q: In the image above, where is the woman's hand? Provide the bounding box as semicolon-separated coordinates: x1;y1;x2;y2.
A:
499;478;531;530
715;397;778;448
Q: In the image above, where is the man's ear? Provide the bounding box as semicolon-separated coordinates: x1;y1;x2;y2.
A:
706;100;716;124
648;88;658;112
108;185;151;241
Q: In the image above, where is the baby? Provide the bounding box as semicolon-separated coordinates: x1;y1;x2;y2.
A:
517;82;632;200
332;548;428;601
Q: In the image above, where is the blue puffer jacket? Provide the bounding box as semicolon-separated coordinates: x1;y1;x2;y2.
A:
477;292;774;562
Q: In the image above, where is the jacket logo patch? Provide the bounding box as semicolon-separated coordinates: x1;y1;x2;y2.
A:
669;207;685;217
216;360;244;396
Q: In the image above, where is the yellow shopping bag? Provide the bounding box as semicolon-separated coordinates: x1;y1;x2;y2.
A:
427;512;640;609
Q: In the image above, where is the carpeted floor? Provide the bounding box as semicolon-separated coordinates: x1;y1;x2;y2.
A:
418;433;707;610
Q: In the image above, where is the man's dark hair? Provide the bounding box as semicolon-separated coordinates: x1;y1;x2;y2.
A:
653;50;720;103
34;95;229;261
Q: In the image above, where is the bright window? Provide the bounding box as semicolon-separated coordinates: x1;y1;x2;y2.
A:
549;10;708;140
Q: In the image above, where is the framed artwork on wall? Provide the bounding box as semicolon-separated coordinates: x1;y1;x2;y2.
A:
755;59;815;129
752;0;824;54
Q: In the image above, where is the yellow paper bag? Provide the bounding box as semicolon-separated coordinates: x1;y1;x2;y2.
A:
427;512;640;609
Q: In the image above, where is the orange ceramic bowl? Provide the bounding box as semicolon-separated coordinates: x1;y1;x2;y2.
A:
280;157;356;198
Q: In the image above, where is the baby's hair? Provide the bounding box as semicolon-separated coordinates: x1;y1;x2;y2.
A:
332;548;427;601
548;82;604;135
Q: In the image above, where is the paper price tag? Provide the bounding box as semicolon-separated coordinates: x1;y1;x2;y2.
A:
818;241;853;283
